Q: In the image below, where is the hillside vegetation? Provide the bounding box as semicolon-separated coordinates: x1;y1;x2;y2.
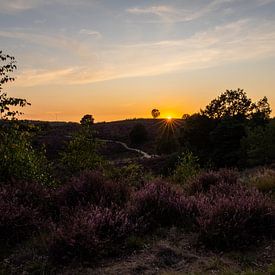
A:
0;51;274;274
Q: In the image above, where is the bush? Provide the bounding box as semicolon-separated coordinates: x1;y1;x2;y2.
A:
0;181;47;245
129;123;148;145
245;168;275;194
55;171;129;209
197;185;274;249
107;163;148;189
172;151;200;185
130;180;198;229
48;206;136;264
0;180;49;209
61;125;102;175
186;169;239;194
0;124;54;185
0;200;38;246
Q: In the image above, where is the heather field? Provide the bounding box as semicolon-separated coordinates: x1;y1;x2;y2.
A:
1;50;275;274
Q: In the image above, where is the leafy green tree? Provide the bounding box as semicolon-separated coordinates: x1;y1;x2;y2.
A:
61;124;102;174
172;151;200;185
129;123;148;145
0;51;30;119
0;123;54;185
0;51;54;185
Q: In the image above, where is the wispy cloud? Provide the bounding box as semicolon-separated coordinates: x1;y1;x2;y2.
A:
12;19;275;87
79;29;102;39
126;1;236;23
0;29;98;60
126;0;275;23
0;0;97;14
0;0;44;13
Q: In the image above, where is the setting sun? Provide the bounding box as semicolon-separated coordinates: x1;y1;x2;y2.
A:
167;116;172;121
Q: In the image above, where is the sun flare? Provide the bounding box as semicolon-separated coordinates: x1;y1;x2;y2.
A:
167;116;172;121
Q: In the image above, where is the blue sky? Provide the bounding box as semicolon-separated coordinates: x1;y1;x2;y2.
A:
1;0;275;121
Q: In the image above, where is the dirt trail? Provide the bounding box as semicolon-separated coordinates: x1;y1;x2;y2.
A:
99;139;156;159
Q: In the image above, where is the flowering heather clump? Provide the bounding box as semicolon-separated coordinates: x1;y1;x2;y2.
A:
186;169;239;194
55;171;129;209
48;206;136;264
130;180;198;229
0;182;44;245
197;185;274;249
1;180;50;209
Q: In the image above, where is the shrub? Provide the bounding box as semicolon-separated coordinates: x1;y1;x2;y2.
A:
245;168;275;194
0;200;38;246
0;180;50;209
0;181;47;245
186;169;239;194
129;123;148;145
48;206;136;264
55;171;129;209
172;151;200;185
0;125;54;185
197;185;274;249
108;163;148;189
130;180;198;229
61;125;102;175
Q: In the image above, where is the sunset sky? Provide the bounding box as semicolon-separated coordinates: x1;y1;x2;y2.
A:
1;0;275;122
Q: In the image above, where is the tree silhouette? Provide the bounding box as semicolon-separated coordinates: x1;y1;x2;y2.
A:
201;88;271;121
151;108;160;119
182;114;190;120
80;114;94;125
0;51;30;119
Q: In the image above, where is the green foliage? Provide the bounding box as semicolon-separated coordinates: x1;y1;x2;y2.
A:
172;151;200;185
0;123;54;185
106;162;150;188
61;124;103;174
268;262;275;275
242;120;275;166
245;168;275;195
0;51;30;119
125;235;146;250
129;123;148;145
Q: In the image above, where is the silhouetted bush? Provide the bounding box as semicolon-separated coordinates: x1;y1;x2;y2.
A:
130;180;198;229
48;206;136;264
209;117;247;167
197;184;274;249
55;171;129;209
129;123;148;145
186;169;239;194
242;120;275;166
